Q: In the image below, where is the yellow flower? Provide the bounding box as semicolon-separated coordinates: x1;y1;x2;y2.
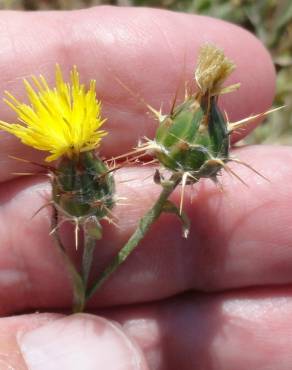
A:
0;65;107;162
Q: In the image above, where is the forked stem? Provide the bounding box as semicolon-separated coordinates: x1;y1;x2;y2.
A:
86;172;182;300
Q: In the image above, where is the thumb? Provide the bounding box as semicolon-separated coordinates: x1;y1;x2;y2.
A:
3;313;149;370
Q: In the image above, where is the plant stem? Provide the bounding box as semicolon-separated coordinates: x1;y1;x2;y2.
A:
86;172;182;300
51;206;85;313
82;234;97;288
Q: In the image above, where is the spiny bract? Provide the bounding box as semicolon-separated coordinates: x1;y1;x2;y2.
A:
144;44;238;184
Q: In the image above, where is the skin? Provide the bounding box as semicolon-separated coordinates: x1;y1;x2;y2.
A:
0;5;290;370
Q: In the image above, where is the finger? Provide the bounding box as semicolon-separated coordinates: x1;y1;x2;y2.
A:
3;291;292;370
1;313;148;370
0;7;275;180
108;290;292;370
0;145;292;314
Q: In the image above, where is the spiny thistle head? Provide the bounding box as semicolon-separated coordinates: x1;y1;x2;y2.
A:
53;151;115;239
146;44;237;183
0;65;107;162
0;65;115;239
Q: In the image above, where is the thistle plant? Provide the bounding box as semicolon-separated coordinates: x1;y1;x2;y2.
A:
0;66;115;312
87;44;276;300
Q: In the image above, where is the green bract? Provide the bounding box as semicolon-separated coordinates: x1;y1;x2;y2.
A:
141;44;239;184
150;94;229;182
53;151;115;239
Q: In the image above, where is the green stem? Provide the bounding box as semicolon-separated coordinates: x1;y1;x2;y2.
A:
82;234;97;288
67;256;86;313
86;173;182;300
51;206;85;313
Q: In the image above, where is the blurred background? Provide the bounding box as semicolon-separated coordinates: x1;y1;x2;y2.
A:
0;0;291;145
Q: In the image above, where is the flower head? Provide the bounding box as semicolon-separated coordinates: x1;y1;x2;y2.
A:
0;65;107;162
195;44;235;95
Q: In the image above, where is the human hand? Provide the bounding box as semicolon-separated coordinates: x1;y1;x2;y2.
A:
1;6;289;370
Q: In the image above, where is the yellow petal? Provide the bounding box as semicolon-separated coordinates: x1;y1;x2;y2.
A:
0;65;107;162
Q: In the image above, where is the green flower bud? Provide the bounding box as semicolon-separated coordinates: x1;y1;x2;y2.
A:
53;151;115;221
148;44;236;182
152;95;229;180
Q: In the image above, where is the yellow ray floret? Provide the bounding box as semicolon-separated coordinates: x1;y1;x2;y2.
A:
0;65;107;162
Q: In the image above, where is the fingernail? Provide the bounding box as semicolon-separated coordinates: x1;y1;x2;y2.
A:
17;314;147;370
